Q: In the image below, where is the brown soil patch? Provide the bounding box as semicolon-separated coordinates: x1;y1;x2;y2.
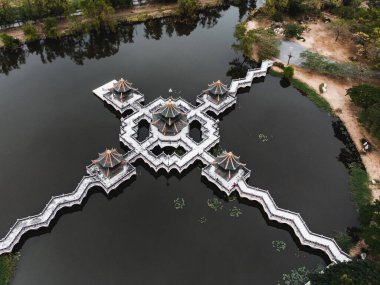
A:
294;20;357;62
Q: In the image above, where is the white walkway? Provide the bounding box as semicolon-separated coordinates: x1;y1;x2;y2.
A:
0;60;351;264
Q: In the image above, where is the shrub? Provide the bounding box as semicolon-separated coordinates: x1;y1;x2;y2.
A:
43;17;59;39
283;65;294;78
308;260;380;285
0;253;20;285
273;61;285;69
335;232;354;252
347;84;380;140
0;33;20;49
284;23;304;38
347;84;380;109
300;51;369;79
349;163;372;208
22;21;39;42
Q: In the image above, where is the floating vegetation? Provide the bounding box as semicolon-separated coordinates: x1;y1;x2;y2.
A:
258;133;269;142
279;266;310;285
198;217;207;224
229;206;242;217
174;197;185;210
207;197;223;211
272;240;287;252
228;195;237;202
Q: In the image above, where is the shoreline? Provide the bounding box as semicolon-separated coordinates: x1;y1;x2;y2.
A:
246;16;380;201
0;0;222;45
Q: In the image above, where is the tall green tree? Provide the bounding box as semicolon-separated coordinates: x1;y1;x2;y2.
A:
80;0;116;31
233;23;279;61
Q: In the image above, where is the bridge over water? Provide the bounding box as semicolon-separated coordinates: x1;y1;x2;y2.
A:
0;60;351;264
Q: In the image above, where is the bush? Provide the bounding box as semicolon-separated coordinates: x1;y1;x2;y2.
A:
0;33;20;49
22;21;39;42
272;11;283;22
283;65;294;78
361;199;380;254
284;23;304;38
349;163;372;208
43;17;59;39
273;61;285;69
300;51;369;79
347;84;380;109
0;253;20;285
308;260;380;285
335;232;354;252
347;84;380;140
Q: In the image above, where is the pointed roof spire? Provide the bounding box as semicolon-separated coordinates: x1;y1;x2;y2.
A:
92;148;124;168
113;78;135;93
213;151;245;171
204;80;229;96
154;99;183;119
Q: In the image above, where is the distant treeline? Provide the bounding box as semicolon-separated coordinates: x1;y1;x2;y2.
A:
0;0;175;27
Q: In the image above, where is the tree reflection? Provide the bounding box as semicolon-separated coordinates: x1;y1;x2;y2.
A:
0;47;26;75
0;6;226;75
226;56;257;79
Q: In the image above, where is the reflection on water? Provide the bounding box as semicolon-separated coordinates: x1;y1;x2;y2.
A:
0;6;231;75
0;3;359;285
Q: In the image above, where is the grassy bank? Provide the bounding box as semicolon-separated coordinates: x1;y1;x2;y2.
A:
269;68;333;114
0;253;20;285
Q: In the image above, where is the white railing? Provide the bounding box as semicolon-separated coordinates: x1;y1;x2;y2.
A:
0;176;101;255
201;168;350;264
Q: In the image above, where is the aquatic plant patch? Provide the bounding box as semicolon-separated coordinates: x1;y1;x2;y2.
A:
207;197;224;211
174;197;186;209
272;240;287;252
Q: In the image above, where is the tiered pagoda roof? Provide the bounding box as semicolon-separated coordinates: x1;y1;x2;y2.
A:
213;151;245;181
111;78;136;102
204;80;229;103
152;99;187;135
92;148;125;177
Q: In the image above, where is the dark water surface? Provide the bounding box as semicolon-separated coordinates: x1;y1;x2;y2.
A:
0;6;358;285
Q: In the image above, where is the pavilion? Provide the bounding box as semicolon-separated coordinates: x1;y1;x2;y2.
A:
92;148;125;178
213;151;245;181
110;78;137;102
152;99;188;135
203;80;229;104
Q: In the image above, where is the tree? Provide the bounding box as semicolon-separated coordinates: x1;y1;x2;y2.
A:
283;65;294;78
43;17;59;39
284;23;304;38
330;18;350;42
80;0;116;32
361;200;380;254
0;0;16;27
308;260;380;285
360;103;380;139
233;24;280;61
0;33;21;49
346;84;380;109
22;21;39;42
178;0;198;20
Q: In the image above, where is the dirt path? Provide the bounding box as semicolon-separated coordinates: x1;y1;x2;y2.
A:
247;15;380;200
291;67;380;200
294;20;357;62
